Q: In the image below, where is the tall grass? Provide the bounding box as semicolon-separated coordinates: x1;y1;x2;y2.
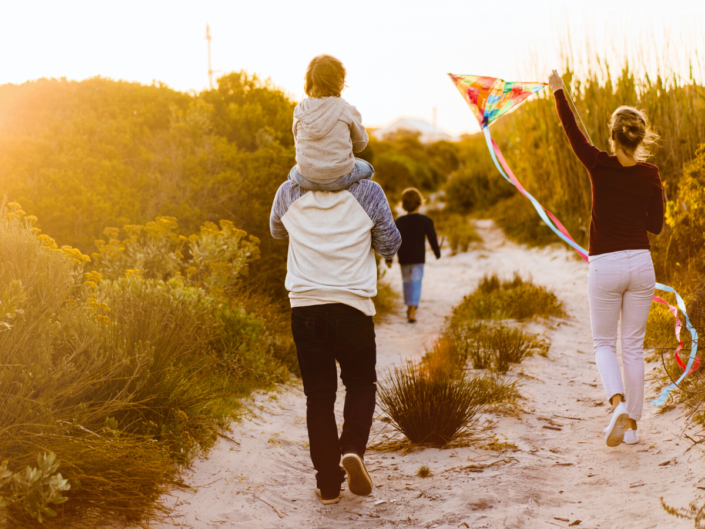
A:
450;56;705;268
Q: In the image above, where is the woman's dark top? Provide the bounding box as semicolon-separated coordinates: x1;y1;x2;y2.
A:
393;213;441;265
554;89;664;256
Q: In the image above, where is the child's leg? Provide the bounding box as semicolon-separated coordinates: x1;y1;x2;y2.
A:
400;265;413;306
409;264;424;307
288;160;374;191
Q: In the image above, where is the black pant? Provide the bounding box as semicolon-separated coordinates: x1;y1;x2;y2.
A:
291;303;377;495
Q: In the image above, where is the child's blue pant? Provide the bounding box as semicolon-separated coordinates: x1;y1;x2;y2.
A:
401;264;424;307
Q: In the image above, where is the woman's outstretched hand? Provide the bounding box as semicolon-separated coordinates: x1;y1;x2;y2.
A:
548;70;563;93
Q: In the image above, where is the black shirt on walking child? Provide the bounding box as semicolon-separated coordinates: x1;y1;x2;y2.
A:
393;213;441;265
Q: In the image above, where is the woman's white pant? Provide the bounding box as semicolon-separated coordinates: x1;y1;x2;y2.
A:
588;250;655;421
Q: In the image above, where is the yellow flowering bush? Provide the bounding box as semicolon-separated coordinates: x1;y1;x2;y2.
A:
0;198;288;528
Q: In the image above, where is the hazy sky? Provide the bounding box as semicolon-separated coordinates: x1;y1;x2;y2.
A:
1;0;703;135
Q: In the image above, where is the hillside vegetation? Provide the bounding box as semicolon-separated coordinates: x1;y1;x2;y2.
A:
0;73;461;527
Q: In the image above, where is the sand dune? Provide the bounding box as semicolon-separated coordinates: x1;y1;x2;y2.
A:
145;220;703;529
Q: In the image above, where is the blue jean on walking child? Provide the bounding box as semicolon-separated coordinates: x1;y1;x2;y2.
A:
400;264;424;307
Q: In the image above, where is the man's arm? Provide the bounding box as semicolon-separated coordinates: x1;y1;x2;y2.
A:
348;181;401;259
270;182;292;240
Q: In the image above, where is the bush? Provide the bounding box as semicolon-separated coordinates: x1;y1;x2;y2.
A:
426;209;482;255
0;200;289;528
444;165;513;215
377;361;487;447
377;334;520;448
450;272;565;324
372;277;399;322
453;323;549;372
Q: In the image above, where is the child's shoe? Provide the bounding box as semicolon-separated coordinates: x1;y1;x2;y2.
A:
408;306;417;323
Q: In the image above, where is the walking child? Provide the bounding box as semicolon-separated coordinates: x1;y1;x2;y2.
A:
549;70;664;447
270;54;402;505
386;188;441;323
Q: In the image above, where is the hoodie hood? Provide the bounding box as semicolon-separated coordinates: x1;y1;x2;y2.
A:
294;97;347;140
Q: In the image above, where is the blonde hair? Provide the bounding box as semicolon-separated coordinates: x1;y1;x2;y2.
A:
608;106;659;162
304;55;346;98
401;188;424;213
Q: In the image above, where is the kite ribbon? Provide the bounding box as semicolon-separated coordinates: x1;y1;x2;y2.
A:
482;126;699;406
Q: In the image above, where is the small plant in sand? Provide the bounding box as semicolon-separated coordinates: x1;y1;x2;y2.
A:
449;272;565;323
377;360;519;448
373;276;399;322
417;465;431;478
453;323;549;372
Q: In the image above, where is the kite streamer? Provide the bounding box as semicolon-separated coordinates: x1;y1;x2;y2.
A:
448;73;699;406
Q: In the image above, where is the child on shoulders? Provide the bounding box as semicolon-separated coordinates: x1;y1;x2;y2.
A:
290;54;373;191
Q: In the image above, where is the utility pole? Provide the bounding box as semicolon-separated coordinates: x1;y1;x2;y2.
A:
206;24;214;90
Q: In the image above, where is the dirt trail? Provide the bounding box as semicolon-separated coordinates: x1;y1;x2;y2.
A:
149;220;705;529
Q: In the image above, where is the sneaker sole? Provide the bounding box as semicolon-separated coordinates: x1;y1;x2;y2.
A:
315;489;341;505
606;412;629;447
342;453;373;496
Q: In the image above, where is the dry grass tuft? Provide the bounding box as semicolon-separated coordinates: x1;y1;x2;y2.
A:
377;361;485;447
450;272;565;324
453;323;550;373
417;465;431;478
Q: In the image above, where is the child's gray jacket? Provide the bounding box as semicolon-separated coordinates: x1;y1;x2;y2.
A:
293;96;368;184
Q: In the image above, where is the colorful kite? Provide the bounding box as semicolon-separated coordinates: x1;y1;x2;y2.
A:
449;73;699;405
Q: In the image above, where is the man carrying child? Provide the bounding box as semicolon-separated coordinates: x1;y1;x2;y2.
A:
270;54;401;504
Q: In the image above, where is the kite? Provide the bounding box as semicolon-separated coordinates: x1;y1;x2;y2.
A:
448;73;699;406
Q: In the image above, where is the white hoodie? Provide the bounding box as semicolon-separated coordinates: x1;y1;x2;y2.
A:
293;97;369;183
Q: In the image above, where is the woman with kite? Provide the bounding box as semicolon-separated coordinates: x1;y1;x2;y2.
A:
548;70;664;447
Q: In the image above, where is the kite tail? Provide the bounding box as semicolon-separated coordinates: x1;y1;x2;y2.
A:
482;126;699;406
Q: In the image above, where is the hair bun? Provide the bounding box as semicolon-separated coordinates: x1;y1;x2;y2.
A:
609;105;658;161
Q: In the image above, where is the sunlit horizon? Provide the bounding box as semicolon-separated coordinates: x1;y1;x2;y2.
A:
2;0;704;136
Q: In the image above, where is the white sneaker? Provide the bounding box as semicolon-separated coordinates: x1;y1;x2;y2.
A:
623;429;639;445
604;402;629;447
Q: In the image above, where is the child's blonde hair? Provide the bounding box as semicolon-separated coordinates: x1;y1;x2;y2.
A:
608;106;659;162
304;55;346;98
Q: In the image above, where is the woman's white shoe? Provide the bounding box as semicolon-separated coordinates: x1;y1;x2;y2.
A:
604;402;629;447
623;429;639;445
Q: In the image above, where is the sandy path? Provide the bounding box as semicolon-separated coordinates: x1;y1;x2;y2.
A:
149;220;705;529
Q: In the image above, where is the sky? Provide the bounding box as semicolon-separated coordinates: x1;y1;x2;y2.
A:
1;0;704;135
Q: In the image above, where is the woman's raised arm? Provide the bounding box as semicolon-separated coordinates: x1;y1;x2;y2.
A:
549;70;600;170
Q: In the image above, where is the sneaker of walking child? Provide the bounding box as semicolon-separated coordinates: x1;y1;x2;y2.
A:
289;54;374;191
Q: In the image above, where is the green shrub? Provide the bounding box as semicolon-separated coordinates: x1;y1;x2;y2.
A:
426;209;482;255
450;272;565;324
373;278;399;322
0;200;288;528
